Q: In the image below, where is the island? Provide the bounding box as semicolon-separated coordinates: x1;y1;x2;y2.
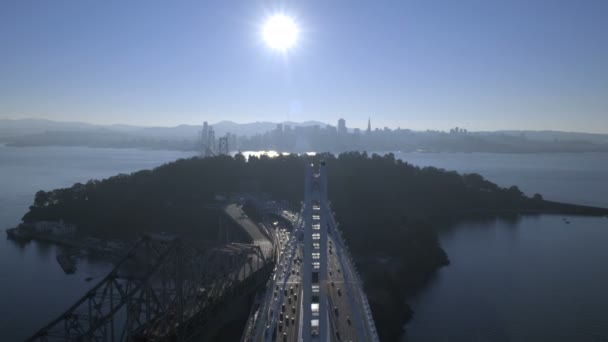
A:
9;152;608;341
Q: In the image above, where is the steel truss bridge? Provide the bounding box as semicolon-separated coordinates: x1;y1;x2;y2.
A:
27;235;271;342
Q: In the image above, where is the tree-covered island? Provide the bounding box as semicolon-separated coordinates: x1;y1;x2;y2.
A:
15;152;608;341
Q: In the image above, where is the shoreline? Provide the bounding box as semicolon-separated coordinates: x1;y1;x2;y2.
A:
6;226;130;259
5;143;608;155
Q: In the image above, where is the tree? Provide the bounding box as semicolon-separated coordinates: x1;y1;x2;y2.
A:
33;190;49;207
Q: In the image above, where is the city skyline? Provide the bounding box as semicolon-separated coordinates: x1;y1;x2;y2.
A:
1;1;607;133
3;115;608;135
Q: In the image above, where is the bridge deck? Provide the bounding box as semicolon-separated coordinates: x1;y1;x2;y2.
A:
245;210;377;342
224;203;273;260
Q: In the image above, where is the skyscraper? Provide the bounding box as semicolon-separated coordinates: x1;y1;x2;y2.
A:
366;117;372;135
207;126;215;153
337;118;347;135
201;121;209;150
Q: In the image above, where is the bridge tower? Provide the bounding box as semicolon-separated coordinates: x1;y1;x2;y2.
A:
218;136;229;155
302;161;330;341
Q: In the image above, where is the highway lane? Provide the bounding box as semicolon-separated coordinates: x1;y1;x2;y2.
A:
224;204;273;259
270;227;303;342
267;233;361;341
326;236;359;342
264;228;361;341
250;208;376;341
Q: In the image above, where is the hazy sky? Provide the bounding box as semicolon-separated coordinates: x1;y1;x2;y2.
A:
1;0;607;132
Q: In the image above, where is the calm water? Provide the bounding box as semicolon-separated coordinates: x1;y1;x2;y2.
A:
0;145;196;340
405;216;608;342
395;152;608;342
393;152;608;208
1;147;607;341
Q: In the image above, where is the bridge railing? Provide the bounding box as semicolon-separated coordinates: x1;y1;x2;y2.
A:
328;206;380;341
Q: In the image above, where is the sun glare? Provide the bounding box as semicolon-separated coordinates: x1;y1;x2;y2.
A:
262;14;299;51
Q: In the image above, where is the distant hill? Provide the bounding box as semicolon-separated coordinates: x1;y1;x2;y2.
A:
0;118;328;140
489;130;608;144
0;118;105;138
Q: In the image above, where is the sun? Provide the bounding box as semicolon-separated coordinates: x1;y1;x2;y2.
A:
262;14;299;51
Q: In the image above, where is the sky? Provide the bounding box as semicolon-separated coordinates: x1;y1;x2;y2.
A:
1;0;607;132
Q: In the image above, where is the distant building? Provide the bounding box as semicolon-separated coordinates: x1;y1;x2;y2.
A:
449;127;468;135
366;117;372;135
228;133;237;151
201;121;218;155
207;127;216;153
31;220;76;235
201;121;209;149
337;118;347;135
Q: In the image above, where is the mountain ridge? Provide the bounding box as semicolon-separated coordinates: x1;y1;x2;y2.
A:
0;118;329;138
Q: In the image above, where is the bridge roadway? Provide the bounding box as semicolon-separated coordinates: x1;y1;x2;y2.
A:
224;203;274;260
244;210;374;342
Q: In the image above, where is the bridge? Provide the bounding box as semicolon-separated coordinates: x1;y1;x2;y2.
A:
27;162;379;341
243;162;379;341
26;213;272;342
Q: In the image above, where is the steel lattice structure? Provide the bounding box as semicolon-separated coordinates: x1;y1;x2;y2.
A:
27;235;271;342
